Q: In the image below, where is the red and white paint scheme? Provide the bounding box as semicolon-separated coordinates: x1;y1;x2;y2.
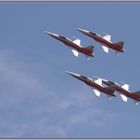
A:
67;71;116;100
94;77;140;105
45;31;94;60
76;28;124;54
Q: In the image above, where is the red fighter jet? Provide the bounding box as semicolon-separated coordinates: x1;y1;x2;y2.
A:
94;77;140;105
76;28;124;54
67;71;116;100
45;31;94;60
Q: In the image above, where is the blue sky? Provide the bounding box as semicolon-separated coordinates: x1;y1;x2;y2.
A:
0;1;140;138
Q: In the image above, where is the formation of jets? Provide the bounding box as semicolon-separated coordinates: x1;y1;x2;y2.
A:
45;27;139;105
66;72;140;105
45;28;124;59
66;71;115;100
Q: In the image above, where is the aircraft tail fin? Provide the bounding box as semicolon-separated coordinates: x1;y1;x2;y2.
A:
132;91;140;105
114;41;124;47
104;86;115;92
84;45;94;57
113;41;124;52
133;90;140;97
104;86;116;95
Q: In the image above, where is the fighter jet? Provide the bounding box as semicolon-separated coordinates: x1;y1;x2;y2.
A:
94;77;140;105
66;71;116;99
45;31;94;59
76;28;124;54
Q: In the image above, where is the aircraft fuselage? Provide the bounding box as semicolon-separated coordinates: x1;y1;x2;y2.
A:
67;72;115;97
46;32;93;57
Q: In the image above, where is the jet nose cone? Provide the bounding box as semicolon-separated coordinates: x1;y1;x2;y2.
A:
66;71;84;80
66;71;80;78
44;31;59;39
45;31;62;41
44;31;59;38
76;28;89;34
66;71;88;83
76;28;96;36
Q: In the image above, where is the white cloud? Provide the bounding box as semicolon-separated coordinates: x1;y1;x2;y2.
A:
0;49;126;137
